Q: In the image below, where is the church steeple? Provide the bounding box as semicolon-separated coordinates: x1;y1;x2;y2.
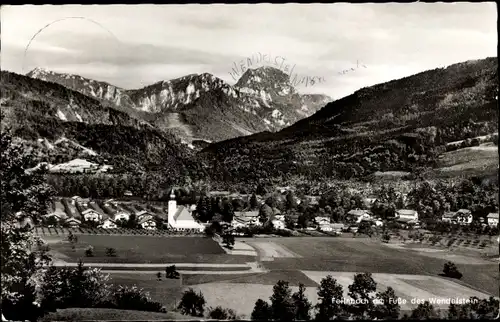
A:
168;189;177;224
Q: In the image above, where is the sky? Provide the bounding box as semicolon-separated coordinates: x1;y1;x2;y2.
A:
1;3;497;99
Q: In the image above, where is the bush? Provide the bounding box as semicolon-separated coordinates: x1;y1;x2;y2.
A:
207;306;238;319
40;261;111;310
165;265;180;279
178;288;206;317
105;247;117;257
85;245;94;257
443;261;463;279
382;232;391;243
111;285;164;312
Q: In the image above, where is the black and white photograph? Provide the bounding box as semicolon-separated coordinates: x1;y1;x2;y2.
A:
1;3;498;321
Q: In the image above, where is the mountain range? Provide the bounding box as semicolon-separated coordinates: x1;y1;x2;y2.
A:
200;57;498;183
2;57;497;185
26;66;331;144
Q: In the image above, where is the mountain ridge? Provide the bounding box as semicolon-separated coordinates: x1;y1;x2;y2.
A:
25;66;332;143
199;57;499;183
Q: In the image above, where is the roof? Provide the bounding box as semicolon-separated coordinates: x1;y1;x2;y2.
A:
347;209;368;216
442;212;456;218
396;209;417;216
174;206;195;221
235;216;257;223
456;209;471;215
65;217;81;223
487;213;499;219
235;211;259;218
396;217;418;223
82;208;98;215
139;217;155;225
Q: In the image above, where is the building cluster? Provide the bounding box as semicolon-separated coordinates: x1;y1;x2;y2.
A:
42;192;205;232
39;188;499;235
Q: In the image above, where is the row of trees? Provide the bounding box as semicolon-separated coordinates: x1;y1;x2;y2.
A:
46;173;199;202
0;131;171;321
173;272;499;320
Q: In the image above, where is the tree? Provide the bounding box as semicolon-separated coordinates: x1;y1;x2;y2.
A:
285;192;298;210
165;265;179;279
269;280;296;321
358;221;374;237
251;299;272;321
373;287;400;319
222;200;235;223
67;232;78;250
250;193;259;211
105;247;117;257
448;296;499;320
126;213;138;229
347;272;377;319
85;246;94;257
207;306;238;319
443;261;462;279
177;288;205;317
1;131;54;321
409;301;440;319
292;283;312;320
222;234;235;249
382;232;391;243
315;275;345;320
259;204;273;224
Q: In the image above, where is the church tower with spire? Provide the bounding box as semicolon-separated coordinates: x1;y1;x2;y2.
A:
168;189;177;224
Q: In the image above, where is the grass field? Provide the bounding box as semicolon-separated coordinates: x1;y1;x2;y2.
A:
49;235;255;264
108;273;183;310
436;145;498;178
39;308;190;321
245;237;499;297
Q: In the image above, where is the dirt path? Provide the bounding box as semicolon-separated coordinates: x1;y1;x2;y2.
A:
53;260;268;274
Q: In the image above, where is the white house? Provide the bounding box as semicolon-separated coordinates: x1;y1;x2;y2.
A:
113;207;130;222
81;209;101;222
231;218;248;229
136;210;154;222
487;213;499;227
139;217;156;230
271;219;285;230
274;214;285;222
395;209;419;223
319;223;333;232
70;196;82;205
100;218;117;229
234;211;261;226
65;217;81;227
346;209;372;223
314;216;331;225
455;209;473;225
168;192;204;232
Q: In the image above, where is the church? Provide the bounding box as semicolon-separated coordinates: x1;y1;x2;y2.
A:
167;192;205;232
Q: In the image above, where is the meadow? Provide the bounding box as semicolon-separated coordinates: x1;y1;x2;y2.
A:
44;234;498;319
244;237;499;297
49;235;255;264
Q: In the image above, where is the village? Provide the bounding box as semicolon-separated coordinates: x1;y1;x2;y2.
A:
39;188;500;237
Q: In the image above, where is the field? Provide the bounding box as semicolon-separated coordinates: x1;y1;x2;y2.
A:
240;237;499;296
184;270;495;318
48;235;255;264
436;145;498;178
40;308;190;321
45;234;499;319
